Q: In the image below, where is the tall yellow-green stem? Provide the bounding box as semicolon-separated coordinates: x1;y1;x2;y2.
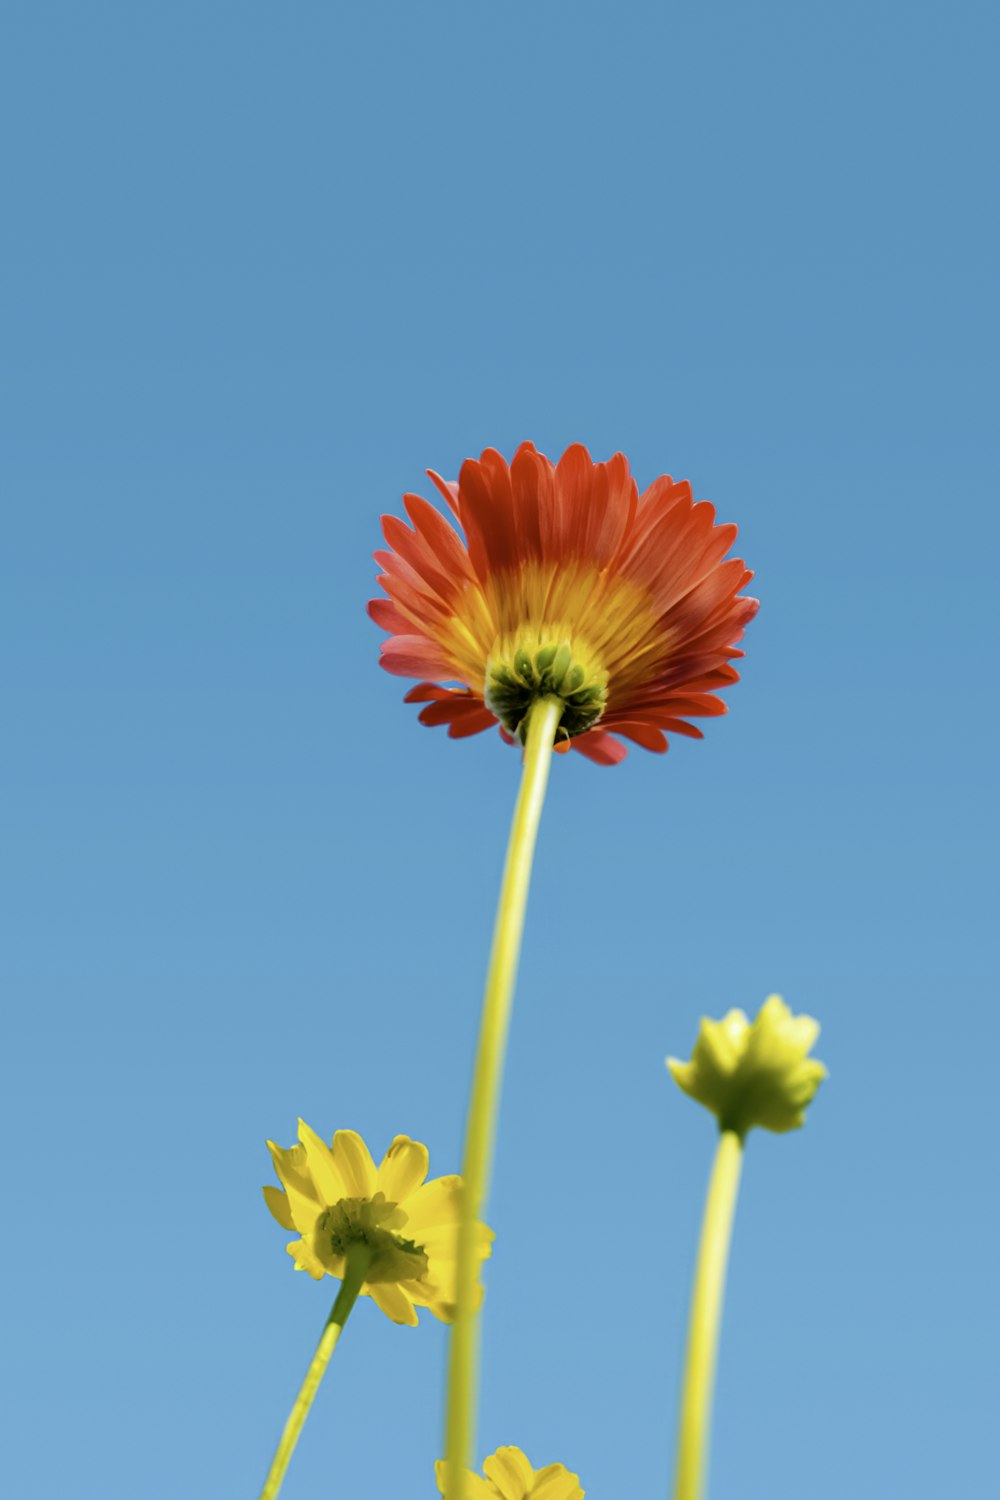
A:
443;694;563;1499
672;1128;745;1500
258;1242;373;1500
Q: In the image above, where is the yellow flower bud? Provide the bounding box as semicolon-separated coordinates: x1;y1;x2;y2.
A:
667;995;826;1136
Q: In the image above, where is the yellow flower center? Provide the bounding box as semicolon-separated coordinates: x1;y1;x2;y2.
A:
484;630;608;743
313;1194;429;1284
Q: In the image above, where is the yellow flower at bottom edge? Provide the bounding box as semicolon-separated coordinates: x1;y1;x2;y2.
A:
436;1446;584;1500
263;1120;493;1326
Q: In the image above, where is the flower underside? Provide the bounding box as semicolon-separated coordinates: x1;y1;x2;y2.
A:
264;1124;494;1326
313;1194;429;1283
485;633;608;743
370;442;758;766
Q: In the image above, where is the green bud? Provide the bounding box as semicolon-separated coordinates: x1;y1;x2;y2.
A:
548;642;572;688
514;649;535;684
667;995;826;1136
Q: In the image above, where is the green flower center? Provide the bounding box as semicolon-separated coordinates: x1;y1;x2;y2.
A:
313;1194;428;1284
484;634;608;744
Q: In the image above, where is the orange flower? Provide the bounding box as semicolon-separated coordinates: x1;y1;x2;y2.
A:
369;442;758;766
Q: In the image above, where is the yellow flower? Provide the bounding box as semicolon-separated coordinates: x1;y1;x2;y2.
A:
263;1121;493;1325
436;1446;583;1500
667;994;827;1135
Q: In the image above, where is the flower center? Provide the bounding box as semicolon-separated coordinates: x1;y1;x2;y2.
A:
313;1194;429;1284
484;632;609;743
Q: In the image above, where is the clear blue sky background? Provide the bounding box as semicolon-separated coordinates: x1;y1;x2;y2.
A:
2;4;997;1498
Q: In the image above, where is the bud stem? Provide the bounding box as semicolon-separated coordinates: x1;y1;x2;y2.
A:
672;1129;745;1500
444;693;563;1500
258;1241;374;1500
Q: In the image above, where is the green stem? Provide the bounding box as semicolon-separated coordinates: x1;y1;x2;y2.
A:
443;694;563;1500
672;1129;745;1500
258;1242;373;1500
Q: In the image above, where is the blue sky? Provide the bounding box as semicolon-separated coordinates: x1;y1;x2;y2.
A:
2;3;998;1497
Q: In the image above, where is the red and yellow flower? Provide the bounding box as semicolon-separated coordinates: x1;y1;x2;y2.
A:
370;442;758;765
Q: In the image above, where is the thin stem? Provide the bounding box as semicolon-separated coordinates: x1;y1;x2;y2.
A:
258;1242;373;1500
672;1129;745;1500
443;694;563;1499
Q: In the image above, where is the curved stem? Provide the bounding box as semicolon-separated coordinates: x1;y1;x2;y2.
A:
258;1243;373;1500
443;695;563;1499
672;1129;745;1500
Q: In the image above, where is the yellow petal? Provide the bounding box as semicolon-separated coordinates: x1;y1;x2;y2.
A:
267;1139;315;1200
331;1130;377;1198
409;1288;455;1324
400;1275;440;1301
285;1238;326;1281
532;1465;584;1500
759;994;820;1053
262;1184;295;1230
407;1223;459;1256
297;1119;347;1204
377;1135;430;1203
367;1282;419;1326
425;1297;457;1324
412;1252;488;1322
701;1009;749;1073
416;1216;493;1259
402;1174;462;1233
267;1139;324;1231
484;1447;535;1500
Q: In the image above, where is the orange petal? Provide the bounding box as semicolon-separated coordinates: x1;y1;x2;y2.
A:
379;636;454;678
570;730;628;766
